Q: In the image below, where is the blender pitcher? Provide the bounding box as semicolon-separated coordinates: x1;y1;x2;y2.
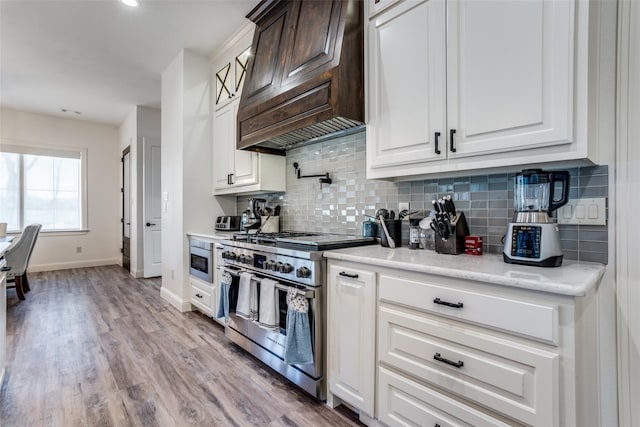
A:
514;169;570;222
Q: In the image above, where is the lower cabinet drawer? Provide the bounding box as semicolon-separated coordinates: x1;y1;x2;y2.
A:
379;305;558;426
379;274;558;344
378;367;514;427
191;283;213;312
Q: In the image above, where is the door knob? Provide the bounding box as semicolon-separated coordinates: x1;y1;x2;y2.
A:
146;222;156;227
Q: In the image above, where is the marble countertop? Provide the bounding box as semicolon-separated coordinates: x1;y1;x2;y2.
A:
0;236;15;257
187;232;236;241
324;245;606;297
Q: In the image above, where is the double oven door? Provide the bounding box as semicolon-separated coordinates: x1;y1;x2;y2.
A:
222;265;324;381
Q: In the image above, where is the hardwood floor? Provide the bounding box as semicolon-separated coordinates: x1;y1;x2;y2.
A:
1;266;362;427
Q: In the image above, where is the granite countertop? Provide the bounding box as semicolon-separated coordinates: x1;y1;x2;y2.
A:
323;245;606;297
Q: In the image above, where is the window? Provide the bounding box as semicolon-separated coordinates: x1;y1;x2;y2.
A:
0;144;87;232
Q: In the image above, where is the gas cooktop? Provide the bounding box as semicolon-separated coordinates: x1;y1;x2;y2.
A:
232;231;375;251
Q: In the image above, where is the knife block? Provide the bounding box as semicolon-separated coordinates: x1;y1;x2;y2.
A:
435;212;470;255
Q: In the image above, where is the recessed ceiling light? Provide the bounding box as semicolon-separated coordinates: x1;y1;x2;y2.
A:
121;0;138;7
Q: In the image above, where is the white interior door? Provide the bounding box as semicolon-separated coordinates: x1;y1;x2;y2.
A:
143;137;162;278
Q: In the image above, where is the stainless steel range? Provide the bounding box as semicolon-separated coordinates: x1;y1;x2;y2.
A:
219;232;375;400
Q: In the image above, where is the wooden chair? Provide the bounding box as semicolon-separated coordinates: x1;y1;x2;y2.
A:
3;224;41;300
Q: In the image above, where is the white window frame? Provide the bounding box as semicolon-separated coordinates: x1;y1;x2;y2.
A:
0;140;88;232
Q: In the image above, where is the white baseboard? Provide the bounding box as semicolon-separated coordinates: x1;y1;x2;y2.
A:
28;258;121;273
160;286;191;312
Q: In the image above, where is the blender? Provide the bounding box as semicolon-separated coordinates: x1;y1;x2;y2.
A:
503;169;570;267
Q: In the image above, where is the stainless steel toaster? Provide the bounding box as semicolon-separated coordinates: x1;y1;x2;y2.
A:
215;216;241;231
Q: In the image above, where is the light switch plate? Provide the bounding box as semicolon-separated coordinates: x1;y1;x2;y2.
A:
558;198;607;225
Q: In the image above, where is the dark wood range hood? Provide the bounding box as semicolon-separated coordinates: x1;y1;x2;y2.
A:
237;0;364;156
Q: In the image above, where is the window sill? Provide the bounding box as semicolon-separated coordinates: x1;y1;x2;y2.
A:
7;229;90;237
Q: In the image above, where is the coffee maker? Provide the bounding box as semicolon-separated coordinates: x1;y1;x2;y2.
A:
503;169;570;267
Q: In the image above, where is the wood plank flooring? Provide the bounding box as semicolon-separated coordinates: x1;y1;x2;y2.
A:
1;266;362;427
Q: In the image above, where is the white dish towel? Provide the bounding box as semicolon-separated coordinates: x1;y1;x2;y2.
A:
236;272;258;320
257;278;279;330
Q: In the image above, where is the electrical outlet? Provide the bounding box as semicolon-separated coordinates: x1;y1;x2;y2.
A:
558;198;607;225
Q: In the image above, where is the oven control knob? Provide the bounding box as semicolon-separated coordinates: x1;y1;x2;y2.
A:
264;261;274;270
274;262;284;272
280;263;294;274
224;251;237;260
244;256;253;265
296;267;311;278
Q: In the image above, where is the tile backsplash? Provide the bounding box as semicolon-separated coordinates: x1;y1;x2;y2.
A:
237;131;609;264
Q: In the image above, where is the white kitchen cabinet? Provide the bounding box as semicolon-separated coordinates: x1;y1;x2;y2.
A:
366;0;614;180
212;99;286;195
190;275;216;317
211;26;286;196
325;249;604;427
213;24;253;109
326;261;377;420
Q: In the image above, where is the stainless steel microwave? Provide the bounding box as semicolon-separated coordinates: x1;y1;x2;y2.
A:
189;238;213;282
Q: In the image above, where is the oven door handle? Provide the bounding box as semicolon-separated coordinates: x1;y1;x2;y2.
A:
221;266;316;299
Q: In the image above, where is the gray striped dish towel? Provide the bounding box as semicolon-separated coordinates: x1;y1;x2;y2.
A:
284;287;313;365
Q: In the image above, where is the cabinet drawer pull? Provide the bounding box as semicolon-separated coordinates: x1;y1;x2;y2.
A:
434;131;441;155
449;129;456;152
339;271;359;279
195;293;203;298
433;352;464;368
433;297;463;308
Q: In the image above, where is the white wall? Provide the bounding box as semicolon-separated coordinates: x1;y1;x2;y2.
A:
118;106;161;277
616;1;640;424
0;108;120;271
160;49;234;311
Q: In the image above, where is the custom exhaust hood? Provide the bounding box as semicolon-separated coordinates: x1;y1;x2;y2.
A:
237;0;364;156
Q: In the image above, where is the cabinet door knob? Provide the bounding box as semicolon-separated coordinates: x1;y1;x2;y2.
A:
433;352;464;368
449;129;457;153
434;131;441;155
339;271;359;279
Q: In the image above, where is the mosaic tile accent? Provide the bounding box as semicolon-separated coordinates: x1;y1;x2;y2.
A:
237;132;609;264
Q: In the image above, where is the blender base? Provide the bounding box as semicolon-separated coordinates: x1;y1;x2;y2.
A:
503;252;564;267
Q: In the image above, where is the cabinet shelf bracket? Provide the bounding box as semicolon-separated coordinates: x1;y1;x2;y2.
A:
293;162;332;188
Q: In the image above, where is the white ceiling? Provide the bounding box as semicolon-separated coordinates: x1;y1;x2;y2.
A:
0;0;257;126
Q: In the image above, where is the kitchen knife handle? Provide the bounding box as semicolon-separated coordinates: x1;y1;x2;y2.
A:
433;297;463;309
434;131;441;155
339;271;359;279
434;352;464;368
450;129;457;152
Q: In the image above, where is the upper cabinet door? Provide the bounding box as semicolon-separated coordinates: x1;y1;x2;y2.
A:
447;0;574;158
367;0;446;170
